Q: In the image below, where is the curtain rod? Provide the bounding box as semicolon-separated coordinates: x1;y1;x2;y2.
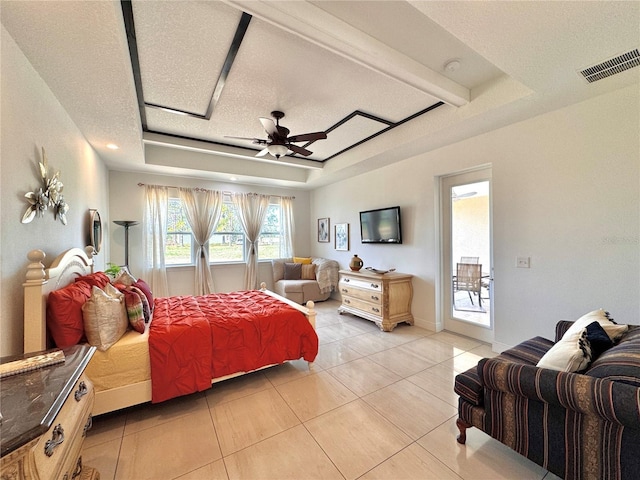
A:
137;183;294;199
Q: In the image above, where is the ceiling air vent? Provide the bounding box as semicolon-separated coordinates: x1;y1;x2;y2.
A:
579;48;640;83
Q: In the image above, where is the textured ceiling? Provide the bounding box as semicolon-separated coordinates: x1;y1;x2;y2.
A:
2;0;638;188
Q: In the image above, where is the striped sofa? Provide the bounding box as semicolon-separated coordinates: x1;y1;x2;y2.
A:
455;321;640;480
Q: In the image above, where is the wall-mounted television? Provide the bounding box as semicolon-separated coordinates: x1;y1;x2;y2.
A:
360;206;402;244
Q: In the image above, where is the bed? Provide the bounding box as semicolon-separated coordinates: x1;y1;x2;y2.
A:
23;247;318;415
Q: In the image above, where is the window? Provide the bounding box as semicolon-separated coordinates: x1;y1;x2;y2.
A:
166;198;193;265
165;198;285;265
256;204;283;260
208;202;244;262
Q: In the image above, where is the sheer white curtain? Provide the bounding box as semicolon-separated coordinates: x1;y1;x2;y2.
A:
232;193;271;289
143;185;169;297
178;187;223;295
280;196;295;258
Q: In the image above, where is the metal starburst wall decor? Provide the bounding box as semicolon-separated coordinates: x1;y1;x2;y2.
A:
22;147;69;225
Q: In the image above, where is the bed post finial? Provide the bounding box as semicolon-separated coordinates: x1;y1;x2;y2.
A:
305;300;316;330
84;245;96;260
25;249;46;284
259;282;267;291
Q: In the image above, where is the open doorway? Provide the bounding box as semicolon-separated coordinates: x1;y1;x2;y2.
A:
441;169;493;343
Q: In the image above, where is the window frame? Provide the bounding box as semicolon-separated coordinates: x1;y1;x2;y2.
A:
164;197;285;266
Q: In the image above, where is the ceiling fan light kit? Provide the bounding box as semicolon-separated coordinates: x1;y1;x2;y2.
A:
226;110;327;159
267;144;289;158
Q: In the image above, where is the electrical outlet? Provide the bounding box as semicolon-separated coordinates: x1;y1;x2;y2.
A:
516;256;530;268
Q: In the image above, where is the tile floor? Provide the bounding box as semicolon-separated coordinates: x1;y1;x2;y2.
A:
82;299;561;480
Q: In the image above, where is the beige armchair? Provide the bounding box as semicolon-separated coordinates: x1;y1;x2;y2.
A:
271;258;339;304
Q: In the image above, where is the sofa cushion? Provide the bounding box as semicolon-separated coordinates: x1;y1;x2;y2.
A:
293;256;312;265
301;264;316;280
284;262;302;280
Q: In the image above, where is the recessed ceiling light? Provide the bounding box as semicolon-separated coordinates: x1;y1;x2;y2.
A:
106;143;119;150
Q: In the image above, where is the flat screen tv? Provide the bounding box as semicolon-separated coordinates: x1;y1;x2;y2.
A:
360;206;402;244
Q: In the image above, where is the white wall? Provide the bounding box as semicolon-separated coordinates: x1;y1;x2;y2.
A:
1;26;110;356
310;85;639;349
108;170;311;295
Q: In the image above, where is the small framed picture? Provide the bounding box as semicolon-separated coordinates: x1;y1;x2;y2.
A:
335;223;349;251
318;218;330;242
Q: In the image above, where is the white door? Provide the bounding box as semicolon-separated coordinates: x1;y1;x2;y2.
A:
440;168;493;343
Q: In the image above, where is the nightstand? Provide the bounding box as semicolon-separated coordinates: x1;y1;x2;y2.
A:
1;344;99;480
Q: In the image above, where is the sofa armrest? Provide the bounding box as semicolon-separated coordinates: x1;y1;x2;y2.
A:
478;358;640;429
555;320;575;342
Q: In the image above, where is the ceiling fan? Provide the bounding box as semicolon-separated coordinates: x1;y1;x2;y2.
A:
225;111;327;159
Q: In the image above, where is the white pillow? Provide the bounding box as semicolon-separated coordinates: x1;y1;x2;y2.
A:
537;330;592;372
82;285;128;351
537;309;627;372
563;309;627;341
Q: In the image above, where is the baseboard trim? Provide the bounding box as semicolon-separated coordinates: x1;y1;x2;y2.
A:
492;340;513;354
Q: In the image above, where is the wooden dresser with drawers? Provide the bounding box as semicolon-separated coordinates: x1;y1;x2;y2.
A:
338;269;413;332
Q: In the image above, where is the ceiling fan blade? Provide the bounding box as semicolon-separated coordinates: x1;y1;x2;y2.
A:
256;147;270;157
287;131;327;143
224;135;262;142
259;117;278;137
288;144;312;156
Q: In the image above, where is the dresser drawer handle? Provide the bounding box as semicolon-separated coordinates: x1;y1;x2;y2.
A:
344;299;351;304
75;381;88;401
370;283;379;289
371;295;379;301
44;424;64;457
72;456;83;479
344;278;350;282
341;288;348;293
83;415;93;437
372;307;380;313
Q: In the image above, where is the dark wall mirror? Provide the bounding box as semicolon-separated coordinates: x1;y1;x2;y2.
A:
90;209;103;253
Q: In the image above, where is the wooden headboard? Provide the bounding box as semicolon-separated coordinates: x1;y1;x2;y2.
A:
24;247;95;353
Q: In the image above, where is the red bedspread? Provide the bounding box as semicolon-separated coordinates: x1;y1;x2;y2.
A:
149;290;318;403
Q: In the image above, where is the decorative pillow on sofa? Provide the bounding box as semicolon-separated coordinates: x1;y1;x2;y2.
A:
293;257;312;265
75;272;110;289
563;309;628;341
537;329;592;372
585;321;614;359
537;309;627;372
301;263;317;280
82;284;128;351
47;281;92;348
284;262;302;280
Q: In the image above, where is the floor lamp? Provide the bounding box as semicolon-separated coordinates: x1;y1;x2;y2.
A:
113;220;139;268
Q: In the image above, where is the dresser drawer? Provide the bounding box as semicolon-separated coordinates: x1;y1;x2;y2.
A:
32;375;94;479
341;296;384;318
340;284;383;304
340;276;383;292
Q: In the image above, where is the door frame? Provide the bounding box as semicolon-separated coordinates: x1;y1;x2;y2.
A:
435;166;494;343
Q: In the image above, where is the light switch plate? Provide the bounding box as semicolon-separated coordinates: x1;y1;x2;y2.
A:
516;256;530;268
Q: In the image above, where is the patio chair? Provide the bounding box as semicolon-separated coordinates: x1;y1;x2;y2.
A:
455;263;483;307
